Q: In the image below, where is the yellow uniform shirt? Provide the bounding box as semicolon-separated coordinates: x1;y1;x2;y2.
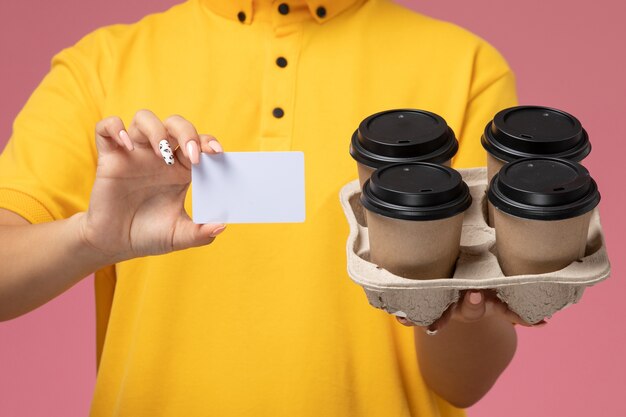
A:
0;0;517;415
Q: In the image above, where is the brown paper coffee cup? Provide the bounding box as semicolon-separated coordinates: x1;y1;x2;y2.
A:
481;106;591;167
486;154;505;185
482;106;592;227
366;211;464;279
357;163;376;189
351;109;459;188
486;154;506;226
493;209;592;276
488;158;600;276
361;163;472;280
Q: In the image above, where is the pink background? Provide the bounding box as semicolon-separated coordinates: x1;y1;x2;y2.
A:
0;0;624;415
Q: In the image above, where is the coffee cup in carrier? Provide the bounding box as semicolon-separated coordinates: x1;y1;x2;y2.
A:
488;158;600;276
350;109;459;188
482;105;591;183
361;163;472;280
481;105;592;225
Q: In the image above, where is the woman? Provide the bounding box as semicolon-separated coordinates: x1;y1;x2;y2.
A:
0;0;531;415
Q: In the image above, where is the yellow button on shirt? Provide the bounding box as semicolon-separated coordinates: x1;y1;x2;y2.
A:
0;0;517;415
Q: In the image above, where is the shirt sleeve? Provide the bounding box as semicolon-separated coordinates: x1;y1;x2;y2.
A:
452;41;518;169
0;29;110;223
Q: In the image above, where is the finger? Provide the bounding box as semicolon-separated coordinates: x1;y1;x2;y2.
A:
95;116;133;153
173;146;192;171
457;290;486;322
426;303;453;333
489;299;538;327
404;299;457;335
172;217;227;251
128;109;176;165
163;115;200;165
199;134;223;154
396;317;413;327
395;317;441;335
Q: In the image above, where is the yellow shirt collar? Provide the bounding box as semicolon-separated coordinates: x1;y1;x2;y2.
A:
200;0;363;24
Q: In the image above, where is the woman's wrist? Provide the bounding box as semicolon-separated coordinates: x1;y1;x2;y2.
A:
71;211;122;269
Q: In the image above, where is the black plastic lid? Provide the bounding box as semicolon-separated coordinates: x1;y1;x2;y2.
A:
488;158;600;220
481;106;591;163
361;163;472;221
350;109;459;168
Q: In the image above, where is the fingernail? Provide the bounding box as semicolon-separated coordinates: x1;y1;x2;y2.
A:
425;328;438;336
159;140;175;165
393;311;407;318
187;141;200;165
469;291;482;305
208;140;223;153
119;130;134;151
209;225;226;237
532;320;548;328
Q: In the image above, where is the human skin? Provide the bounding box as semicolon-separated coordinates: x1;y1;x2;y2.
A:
0;110;540;408
404;290;544;407
0;110;226;321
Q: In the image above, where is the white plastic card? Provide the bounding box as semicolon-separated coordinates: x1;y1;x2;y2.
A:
192;152;305;224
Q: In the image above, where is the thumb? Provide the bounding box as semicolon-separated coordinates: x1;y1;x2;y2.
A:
457;291;486;322
172;217;227;251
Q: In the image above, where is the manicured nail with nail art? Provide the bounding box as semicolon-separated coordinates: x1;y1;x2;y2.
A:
187;141;199;165
159;140;175;165
208;140;223;153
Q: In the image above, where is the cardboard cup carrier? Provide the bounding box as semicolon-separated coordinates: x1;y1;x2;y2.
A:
340;167;610;326
362;163;471;280
350;109;458;188
482;106;591;225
